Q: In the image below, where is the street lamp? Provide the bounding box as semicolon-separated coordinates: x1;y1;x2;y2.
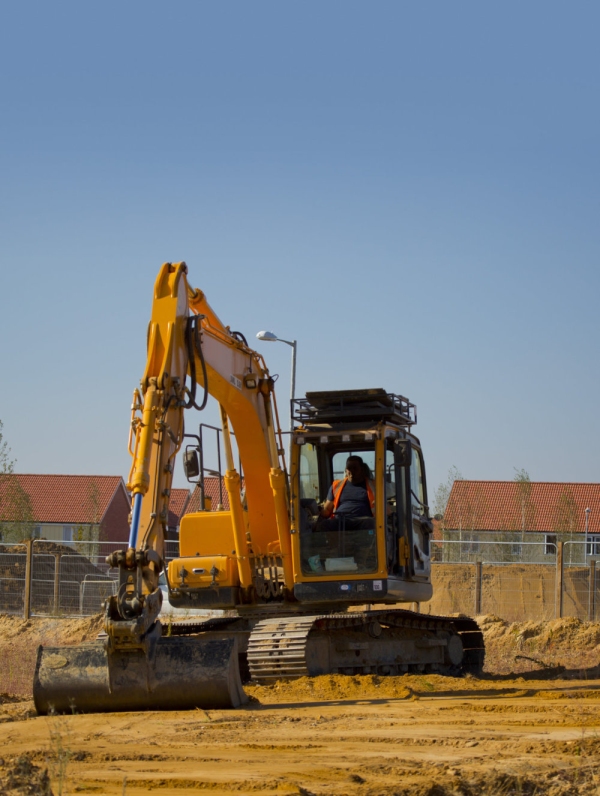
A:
585;507;592;558
256;330;297;439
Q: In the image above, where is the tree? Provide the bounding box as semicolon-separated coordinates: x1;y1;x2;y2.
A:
74;481;102;560
433;466;463;521
0;420;15;475
553;487;579;563
0;420;35;543
513;467;535;544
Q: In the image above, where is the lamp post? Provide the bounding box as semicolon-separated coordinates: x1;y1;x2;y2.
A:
585;507;592;559
256;330;297;446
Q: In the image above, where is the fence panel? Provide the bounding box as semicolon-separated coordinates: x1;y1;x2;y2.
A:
31;553;58;615
430;540;558;622
164;540;179;563
0;543;26;615
3;537;598;623
563;541;596;620
80;575;117;616
26;540;179;617
29;541;123;616
480;564;556;622
429;543;476;616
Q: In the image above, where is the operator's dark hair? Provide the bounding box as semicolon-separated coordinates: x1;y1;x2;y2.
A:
346;455;364;465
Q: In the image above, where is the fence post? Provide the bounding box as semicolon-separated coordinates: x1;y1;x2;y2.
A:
589;559;596;622
23;539;33;620
556;541;564;619
53;552;61;615
474;561;482;615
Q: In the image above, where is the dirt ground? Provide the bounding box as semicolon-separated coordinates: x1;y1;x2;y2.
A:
0;614;599;795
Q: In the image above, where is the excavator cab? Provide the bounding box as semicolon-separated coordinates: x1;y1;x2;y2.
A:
290;389;434;606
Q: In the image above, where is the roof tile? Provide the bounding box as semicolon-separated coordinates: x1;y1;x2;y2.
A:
0;474;127;525
444;481;600;534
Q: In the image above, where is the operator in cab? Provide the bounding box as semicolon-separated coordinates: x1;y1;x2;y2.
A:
317;455;375;531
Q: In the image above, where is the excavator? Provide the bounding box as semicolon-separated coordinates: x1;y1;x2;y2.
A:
33;262;484;714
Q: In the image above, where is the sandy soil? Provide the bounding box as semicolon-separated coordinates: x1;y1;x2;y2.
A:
0;614;599;795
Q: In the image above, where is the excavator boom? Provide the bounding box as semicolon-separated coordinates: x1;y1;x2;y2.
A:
34;262;267;713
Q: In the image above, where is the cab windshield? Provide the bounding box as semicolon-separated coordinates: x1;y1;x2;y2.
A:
297;442;377;576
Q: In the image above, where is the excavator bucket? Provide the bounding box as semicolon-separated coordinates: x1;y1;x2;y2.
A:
33;636;247;714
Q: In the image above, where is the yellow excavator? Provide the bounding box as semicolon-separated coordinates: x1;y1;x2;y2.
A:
33;262;483;713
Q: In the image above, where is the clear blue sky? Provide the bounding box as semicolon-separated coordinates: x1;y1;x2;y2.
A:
1;1;598;498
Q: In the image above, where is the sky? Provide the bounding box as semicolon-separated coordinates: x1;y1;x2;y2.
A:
0;1;598;502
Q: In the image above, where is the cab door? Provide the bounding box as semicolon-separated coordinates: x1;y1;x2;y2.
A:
407;445;432;579
385;437;431;580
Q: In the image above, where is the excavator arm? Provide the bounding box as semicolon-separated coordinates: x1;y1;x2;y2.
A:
34;261;289;713
106;262;291;631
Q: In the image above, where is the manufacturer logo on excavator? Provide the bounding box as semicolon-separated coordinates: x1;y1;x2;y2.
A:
230;375;242;390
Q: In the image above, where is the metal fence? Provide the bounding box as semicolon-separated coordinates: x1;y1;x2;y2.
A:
429;540;599;622
0;538;598;623
0;539;180;618
0;543;27;615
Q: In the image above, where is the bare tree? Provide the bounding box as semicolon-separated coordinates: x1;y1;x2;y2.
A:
513;468;535;547
0;420;35;543
433;465;463;522
553;487;578;563
74;481;102;561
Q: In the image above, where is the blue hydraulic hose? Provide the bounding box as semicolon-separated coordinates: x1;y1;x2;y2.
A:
128;492;143;549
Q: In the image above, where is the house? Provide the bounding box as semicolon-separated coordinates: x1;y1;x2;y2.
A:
184;477;237;514
0;474;131;544
440;480;600;563
167;488;193;539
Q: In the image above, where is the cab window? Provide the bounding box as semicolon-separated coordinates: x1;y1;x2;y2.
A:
298;442;320;502
297;442;378;576
410;451;426;513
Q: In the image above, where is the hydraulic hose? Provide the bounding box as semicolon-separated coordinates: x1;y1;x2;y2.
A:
183;315;209;411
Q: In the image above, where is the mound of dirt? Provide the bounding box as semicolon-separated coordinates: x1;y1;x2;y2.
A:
389;769;600;796
0;755;52;795
247;673;416;703
479;614;600;675
0;615;103;697
0;615;103;645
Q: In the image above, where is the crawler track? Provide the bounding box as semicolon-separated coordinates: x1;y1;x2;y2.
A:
246;610;484;682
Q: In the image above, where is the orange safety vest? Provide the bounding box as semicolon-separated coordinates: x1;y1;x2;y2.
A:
331;478;375;516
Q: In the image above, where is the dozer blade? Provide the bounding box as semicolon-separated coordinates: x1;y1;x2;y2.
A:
33;636;247;714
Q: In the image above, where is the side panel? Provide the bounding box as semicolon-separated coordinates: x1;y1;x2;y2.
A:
179;511;236;558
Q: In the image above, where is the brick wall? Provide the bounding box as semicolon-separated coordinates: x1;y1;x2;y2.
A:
100;484;130;542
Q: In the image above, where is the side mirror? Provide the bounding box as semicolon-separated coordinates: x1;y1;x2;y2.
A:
183;449;200;480
394;438;412;467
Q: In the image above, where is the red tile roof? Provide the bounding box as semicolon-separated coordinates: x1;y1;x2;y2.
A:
444;481;600;534
168;488;191;525
0;474;128;524
184;478;241;513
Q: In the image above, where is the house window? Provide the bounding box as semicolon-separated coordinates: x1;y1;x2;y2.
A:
586;535;600;556
33;525;41;539
544;534;557;555
511;542;522;558
63;525;73;543
465;539;480;555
